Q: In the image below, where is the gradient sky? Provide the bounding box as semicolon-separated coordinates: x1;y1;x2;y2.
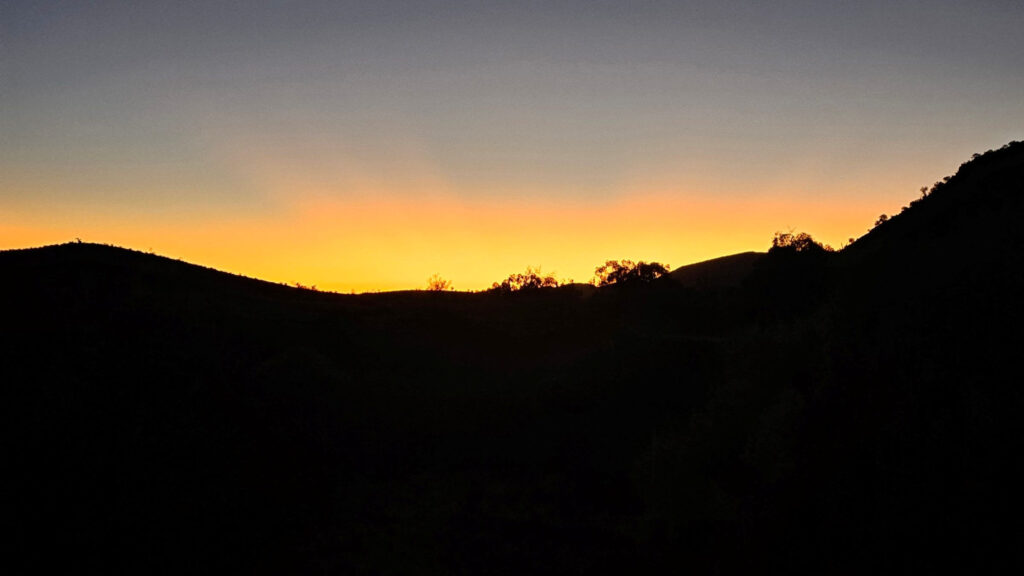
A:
3;1;1022;291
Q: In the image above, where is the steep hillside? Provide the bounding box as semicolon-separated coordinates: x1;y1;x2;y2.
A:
754;141;1024;571
846;140;1024;266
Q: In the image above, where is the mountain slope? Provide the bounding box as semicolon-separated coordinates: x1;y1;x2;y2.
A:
669;251;765;288
770;140;1024;571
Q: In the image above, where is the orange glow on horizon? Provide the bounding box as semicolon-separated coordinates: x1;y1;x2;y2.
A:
2;189;889;293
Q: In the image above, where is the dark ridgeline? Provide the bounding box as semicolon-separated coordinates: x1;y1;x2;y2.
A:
3;142;1023;573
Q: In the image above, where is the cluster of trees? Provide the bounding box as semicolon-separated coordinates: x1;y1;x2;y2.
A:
769;232;833;254
428;259;673;295
490;266;560;294
592;259;670;286
432;231;843;294
485;259;671;293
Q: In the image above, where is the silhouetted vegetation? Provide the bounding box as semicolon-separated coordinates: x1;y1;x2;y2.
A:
426;273;453;291
5;142;1024;573
592;259;670;286
769;231;833;253
489;266;560;293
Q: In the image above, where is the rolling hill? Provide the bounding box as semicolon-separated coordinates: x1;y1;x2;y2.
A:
669;251;765;288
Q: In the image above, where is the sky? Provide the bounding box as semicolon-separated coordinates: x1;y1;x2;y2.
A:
3;1;1023;291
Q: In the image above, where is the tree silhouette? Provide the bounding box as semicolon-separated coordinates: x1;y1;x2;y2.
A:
592;259;669;286
490;266;559;293
769;232;833;254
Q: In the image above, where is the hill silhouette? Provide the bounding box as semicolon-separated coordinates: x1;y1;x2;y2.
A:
3;141;1023;573
670;251;765;288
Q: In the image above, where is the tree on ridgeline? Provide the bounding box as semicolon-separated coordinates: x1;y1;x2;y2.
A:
592;259;670;287
490;266;559;293
769;231;833;254
747;231;835;319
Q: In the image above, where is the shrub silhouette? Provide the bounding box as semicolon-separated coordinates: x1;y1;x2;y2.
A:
426;274;453;291
592;259;669;286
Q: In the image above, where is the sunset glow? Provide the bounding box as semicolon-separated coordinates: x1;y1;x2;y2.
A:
3;2;1022;291
0;188;915;292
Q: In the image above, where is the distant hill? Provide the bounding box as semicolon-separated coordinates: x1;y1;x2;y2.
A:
0;241;325;298
670;251;765;288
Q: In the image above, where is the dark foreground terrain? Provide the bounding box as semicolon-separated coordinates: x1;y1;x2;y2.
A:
4;143;1024;573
